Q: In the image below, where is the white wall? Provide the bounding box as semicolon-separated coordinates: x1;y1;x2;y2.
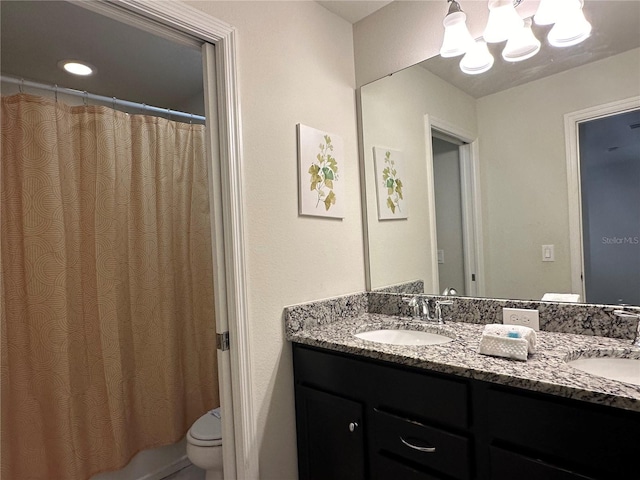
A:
477;48;640;300
184;2;364;479
360;65;476;290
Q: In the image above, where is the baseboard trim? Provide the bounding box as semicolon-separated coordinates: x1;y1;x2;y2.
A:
138;456;191;480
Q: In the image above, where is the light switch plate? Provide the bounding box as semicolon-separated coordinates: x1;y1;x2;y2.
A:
503;307;540;331
542;244;555;262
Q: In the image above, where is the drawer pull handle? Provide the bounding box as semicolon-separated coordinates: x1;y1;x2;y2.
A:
349;422;358;432
400;436;436;453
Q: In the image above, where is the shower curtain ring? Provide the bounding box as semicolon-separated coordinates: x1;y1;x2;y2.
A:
83;91;88;106
19;78;24;93
54;85;58;102
112;97;117;110
167;107;171;118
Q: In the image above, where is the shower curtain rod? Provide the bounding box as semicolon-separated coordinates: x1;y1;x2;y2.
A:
1;75;206;122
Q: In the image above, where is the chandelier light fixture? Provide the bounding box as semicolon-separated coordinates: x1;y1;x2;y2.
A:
439;0;592;74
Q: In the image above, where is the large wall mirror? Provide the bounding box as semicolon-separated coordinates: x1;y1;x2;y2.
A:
360;0;640;307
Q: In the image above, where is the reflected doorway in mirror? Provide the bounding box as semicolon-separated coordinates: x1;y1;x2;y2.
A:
373;146;408;220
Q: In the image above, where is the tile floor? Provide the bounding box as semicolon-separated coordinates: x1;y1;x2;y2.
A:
162;464;205;480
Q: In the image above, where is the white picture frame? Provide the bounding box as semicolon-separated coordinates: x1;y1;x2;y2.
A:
297;124;345;219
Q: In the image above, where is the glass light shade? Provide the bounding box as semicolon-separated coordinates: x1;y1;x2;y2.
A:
483;0;524;43
460;40;494;75
534;0;560;25
502;18;541;62
440;11;474;58
548;4;592;47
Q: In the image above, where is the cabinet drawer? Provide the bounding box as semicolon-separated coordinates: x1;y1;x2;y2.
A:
490;446;596;480
486;386;640;478
371;361;469;429
371;409;471;480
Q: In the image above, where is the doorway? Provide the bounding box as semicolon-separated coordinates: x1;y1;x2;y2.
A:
432;135;467;295
566;97;640;306
424;115;484;297
0;1;254;478
578;109;640;305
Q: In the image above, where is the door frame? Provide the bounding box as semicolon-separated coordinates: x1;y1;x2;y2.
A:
424;115;484;297
77;1;257;478
564;96;640;302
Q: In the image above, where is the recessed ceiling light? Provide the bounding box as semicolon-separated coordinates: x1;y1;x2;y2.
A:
58;60;95;76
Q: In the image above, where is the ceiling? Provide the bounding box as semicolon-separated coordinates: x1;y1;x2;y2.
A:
419;1;640;98
0;1;390;115
317;1;393;24
1;1;205;115
2;1;638;109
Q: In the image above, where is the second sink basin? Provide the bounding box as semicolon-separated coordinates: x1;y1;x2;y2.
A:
355;328;454;346
566;351;640;386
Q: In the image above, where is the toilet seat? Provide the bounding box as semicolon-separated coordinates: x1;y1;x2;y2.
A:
187;410;222;447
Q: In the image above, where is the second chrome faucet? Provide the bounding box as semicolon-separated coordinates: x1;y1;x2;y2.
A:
403;296;453;324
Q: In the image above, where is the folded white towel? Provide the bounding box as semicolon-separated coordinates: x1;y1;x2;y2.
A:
477;324;537;361
482;324;536;353
542;293;581;302
478;334;529;361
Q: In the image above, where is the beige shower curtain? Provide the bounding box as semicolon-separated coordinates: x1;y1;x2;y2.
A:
1;93;219;479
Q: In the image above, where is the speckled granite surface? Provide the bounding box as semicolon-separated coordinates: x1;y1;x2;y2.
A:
284;293;640;412
367;292;639;339
285;292;368;338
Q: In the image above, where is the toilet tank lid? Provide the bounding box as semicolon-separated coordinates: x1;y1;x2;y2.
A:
190;409;222;441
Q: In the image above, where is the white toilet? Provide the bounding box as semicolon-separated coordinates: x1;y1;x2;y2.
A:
186;408;223;480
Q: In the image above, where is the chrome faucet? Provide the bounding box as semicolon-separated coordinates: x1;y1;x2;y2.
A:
403;296;428;319
434;299;454;325
614;310;640;347
402;296;454;324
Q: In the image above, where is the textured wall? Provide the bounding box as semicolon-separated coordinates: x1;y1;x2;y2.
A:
185;2;365;478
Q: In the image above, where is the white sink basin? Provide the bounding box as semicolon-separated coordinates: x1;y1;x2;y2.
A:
354;328;454;346
567;356;640;386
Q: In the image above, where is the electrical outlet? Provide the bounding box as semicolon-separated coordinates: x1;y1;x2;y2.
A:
502;308;540;331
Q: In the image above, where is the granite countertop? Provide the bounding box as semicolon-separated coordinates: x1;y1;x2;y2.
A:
288;313;640;413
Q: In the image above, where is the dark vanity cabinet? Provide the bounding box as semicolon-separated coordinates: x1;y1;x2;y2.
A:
294;344;472;480
295;385;365;480
292;344;640;480
479;384;639;480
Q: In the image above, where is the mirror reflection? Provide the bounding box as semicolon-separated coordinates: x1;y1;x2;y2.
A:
360;1;640;306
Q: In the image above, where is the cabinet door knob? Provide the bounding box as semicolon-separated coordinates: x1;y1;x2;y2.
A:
348;422;358;432
400;436;436;453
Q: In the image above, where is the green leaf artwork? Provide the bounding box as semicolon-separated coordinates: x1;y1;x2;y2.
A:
382;150;403;214
309;134;339;211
